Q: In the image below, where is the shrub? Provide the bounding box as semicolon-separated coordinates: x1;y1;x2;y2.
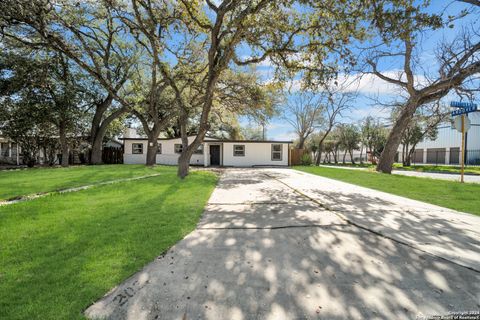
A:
300;153;312;166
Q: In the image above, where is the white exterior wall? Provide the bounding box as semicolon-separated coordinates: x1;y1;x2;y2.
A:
223;142;289;167
124;137;204;165
401;113;480;150
124;136;291;167
397;113;480;164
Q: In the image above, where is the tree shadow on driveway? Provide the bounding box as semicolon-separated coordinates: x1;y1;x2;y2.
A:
85;169;480;320
271;169;480;271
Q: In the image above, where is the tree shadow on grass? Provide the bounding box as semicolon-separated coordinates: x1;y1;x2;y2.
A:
0;173;214;320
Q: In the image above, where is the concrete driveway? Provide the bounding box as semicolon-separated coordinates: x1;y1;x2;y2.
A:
86;168;480;320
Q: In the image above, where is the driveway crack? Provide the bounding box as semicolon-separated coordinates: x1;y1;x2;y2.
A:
197;223;347;230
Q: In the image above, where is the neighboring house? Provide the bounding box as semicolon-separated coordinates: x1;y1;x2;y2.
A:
398;112;480;165
104;139;123;148
0;136;20;165
122;135;292;167
0;134;123;166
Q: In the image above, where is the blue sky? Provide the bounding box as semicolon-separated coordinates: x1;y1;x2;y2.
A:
249;1;479;141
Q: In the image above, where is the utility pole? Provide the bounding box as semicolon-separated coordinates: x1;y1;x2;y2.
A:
450;101;477;183
261;121;266;140
461;114;465;183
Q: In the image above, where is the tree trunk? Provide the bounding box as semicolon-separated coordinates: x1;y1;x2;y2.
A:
131;107;172;168
59;121;69;167
370;148;377;165
317;150;323;165
146;144;157;166
376;101;417;173
298;136;306;149
315;143;323;165
405;147;416;167
90;120;111;165
350;150;355;164
177;140;196;179
402;142;410;166
145;133;158;166
174;52;222;179
342;150;347;164
177;116;195;179
359;144;363;164
89;96;119;164
177;152;190;178
315;129;332;165
90;135;103;165
405;155;412;167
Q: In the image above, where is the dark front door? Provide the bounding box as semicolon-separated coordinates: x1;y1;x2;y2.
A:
210;145;220;166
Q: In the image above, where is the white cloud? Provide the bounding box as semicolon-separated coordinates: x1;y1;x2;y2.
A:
270;70;429;96
350;105;390;121
338;73;400;95
255;57;274;68
337;71;428;95
265;122;296;141
270;131;296;141
266;122;291;131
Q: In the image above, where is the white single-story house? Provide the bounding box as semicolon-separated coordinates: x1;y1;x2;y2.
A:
122;135;292;167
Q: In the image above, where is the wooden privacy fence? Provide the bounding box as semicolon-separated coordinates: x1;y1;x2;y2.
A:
289;148;307;166
102;147;123;164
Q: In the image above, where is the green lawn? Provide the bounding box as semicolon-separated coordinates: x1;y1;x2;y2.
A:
296;166;480;216
0;167;217;320
321;162;375;169
0;165;173;200
392;163;480;175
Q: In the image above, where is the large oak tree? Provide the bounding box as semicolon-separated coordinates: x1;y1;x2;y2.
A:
0;0;138;164
361;1;480;173
164;0;373;177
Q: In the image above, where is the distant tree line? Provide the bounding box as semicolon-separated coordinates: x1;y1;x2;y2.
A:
287;97;449;167
0;0;478;176
283;0;478;169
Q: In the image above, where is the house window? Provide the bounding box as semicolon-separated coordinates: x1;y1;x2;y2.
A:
157;143;162;154
132;143;143;154
175;144;203;154
174;144;183;154
11;143;17;157
233;145;245;157
193;144;204;155
271;144;282;161
1;143;9;157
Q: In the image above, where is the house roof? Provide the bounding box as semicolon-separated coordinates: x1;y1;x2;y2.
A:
106;138;123;146
206;139;293;144
120;136;292;144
